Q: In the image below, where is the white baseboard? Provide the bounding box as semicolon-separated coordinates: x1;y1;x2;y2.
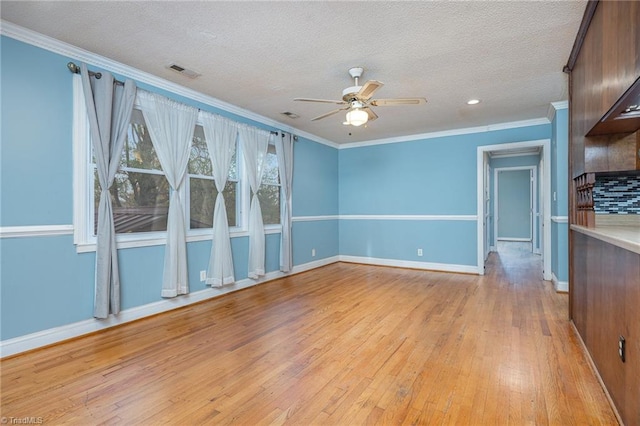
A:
497;238;532;242
291;255;339;275
0;255;339;358
552;273;568;292
339;255;479;275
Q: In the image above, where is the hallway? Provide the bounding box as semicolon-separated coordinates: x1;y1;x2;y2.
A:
492;241;544;282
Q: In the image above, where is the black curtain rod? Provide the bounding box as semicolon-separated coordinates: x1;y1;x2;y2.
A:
271;132;298;140
67;62;124;86
68;61;296;140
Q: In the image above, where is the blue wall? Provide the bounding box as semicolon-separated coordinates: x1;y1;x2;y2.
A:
1;36;73;226
338;126;551;268
291;137;340;265
0;36;339;340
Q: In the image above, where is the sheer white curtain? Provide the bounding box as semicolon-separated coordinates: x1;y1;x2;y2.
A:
138;91;198;298
201;112;237;286
275;132;294;272
239;125;271;279
81;64;136;319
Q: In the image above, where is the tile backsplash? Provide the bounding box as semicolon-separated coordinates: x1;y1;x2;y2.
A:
593;175;640;214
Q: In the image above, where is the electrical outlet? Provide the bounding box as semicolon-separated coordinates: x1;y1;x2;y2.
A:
619;335;626;362
417;248;423;257
311;248;316;257
200;270;206;282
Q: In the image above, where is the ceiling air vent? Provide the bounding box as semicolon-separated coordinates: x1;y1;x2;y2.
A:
280;111;300;119
167;63;200;79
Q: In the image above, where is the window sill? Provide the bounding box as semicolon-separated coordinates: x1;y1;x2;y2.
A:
75;226;282;253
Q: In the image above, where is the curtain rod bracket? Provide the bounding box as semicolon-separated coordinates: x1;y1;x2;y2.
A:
67;61;102;79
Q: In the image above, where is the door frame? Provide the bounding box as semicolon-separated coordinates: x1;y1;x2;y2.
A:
494;166;537;250
477;139;551;280
483;156;491;261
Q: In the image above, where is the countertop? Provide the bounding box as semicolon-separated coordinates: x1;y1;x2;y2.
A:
571;224;640;255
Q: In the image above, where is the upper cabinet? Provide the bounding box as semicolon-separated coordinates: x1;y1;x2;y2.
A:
568;0;640;177
588;77;640;136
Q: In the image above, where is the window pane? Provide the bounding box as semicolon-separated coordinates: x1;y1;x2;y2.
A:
257;184;280;225
188;125;212;176
187;126;237;181
190;178;237;228
228;147;238;181
95;169;170;234
262;144;279;185
120;109;163;171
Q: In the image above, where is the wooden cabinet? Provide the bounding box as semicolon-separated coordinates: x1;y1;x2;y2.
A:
571;231;640;425
568;2;640;424
569;0;640;178
582;131;640;173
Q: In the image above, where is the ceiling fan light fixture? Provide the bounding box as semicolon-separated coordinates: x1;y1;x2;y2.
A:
346;108;368;126
294;67;424;126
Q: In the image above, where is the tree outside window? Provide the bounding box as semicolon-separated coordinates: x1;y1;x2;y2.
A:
258;143;280;225
188;124;238;229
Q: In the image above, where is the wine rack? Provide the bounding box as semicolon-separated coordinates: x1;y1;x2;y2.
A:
574;173;596;227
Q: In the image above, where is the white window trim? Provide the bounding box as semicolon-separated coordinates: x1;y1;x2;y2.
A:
73;76;281;254
72;75;89;247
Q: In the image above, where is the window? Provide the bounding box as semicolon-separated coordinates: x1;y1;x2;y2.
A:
74;75;281;252
187;125;239;229
258;143;281;225
91;114;243;236
92;109;170;234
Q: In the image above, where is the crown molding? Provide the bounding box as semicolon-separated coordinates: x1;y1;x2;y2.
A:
339;117;551;150
1;20;565;152
547;100;569;122
551;100;568;110
0;20;338;149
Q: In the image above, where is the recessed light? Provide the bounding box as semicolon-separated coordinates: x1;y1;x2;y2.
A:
467;99;481;105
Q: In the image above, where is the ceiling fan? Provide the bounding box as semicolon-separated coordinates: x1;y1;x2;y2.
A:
294;67;426;126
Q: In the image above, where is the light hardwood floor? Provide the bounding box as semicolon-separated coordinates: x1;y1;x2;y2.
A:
1;247;617;425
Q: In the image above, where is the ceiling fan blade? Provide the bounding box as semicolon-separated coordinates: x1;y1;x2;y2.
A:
311;107;349;121
370;97;427;106
294;98;347;105
365;107;378;121
357;80;384;100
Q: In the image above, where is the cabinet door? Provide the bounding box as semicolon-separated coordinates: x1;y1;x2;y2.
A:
571;231;640;425
569;1;640;177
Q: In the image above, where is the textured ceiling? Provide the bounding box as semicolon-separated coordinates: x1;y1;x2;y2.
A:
1;1;585;145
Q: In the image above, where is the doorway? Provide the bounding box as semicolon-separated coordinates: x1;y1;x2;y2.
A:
494;166;537;253
476;139;551;280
